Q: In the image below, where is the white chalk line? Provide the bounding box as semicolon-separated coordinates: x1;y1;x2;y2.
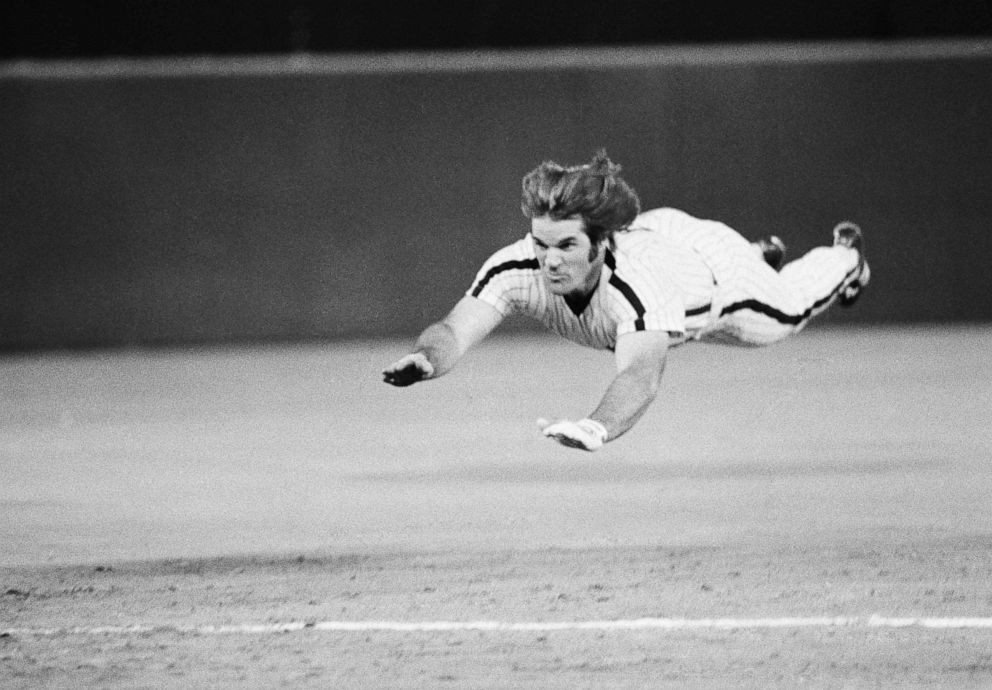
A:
5;616;992;637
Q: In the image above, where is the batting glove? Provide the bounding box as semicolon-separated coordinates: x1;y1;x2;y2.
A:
382;352;434;387
537;418;608;451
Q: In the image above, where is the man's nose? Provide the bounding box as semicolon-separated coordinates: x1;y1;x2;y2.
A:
545;250;562;267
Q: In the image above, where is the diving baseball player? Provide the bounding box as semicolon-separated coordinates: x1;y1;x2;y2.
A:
382;151;870;451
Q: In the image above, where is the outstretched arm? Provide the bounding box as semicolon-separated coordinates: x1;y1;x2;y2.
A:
539;330;670;450
382;296;504;386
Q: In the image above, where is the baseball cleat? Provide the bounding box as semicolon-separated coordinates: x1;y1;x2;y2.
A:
755;235;787;271
833;221;870;306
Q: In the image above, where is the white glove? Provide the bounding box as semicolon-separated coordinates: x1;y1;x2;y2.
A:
382;352;435;387
537;417;608;451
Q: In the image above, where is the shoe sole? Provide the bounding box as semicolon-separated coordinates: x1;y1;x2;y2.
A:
834;223;868;307
840;260;870;306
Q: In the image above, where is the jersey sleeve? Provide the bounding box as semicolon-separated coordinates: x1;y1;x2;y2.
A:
607;261;687;338
465;239;539;317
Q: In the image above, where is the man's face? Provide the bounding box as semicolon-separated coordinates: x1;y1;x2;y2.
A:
530;215;603;297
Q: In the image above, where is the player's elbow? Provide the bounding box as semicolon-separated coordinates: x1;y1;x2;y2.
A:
645;375;662;398
636;357;667;395
623;361;664;404
641;376;663;405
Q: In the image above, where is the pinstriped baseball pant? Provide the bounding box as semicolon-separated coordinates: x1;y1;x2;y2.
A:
697;235;862;346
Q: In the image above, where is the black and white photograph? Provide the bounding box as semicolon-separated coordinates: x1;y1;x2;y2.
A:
2;1;992;687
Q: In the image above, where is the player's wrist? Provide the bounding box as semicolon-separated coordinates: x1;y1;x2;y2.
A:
576;418;609;445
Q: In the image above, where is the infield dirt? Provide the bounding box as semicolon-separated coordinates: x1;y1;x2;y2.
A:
5;537;992;688
2;327;991;687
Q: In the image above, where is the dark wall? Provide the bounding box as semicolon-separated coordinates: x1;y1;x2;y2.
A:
2;43;991;350
4;0;992;58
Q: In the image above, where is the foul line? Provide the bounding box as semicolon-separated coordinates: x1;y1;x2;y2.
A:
5;616;992;637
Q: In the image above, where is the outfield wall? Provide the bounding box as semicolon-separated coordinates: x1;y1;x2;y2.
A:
2;41;991;350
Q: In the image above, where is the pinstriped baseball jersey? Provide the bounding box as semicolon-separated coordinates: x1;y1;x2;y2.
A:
467;215;718;350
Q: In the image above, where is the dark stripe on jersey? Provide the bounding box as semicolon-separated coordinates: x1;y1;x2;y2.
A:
470;258;540;297
719;264;860;324
604;250;647;331
607;249;710;323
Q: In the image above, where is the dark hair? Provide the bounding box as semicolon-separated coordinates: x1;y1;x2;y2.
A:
520;150;641;246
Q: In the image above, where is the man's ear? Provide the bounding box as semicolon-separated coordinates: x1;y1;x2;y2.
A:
589;238;606;263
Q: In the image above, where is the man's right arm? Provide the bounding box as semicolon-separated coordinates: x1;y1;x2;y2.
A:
382;296;504;386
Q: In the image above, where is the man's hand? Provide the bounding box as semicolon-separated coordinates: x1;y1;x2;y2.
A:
383;352;435;387
537;417;608;451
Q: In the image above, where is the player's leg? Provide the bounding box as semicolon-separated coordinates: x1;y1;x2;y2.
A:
702;223;867;346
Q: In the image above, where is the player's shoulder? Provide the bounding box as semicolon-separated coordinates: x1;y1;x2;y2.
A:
609;237;650;268
605;244;678;296
469;235;540;298
602;247;685;333
609;224;697;299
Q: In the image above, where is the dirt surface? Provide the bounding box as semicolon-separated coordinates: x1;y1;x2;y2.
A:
4;540;992;688
2;326;991;687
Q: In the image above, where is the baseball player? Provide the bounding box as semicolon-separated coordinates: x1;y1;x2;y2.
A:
382;151;869;451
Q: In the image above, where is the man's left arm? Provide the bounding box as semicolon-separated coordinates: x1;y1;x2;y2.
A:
538;330;671;451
